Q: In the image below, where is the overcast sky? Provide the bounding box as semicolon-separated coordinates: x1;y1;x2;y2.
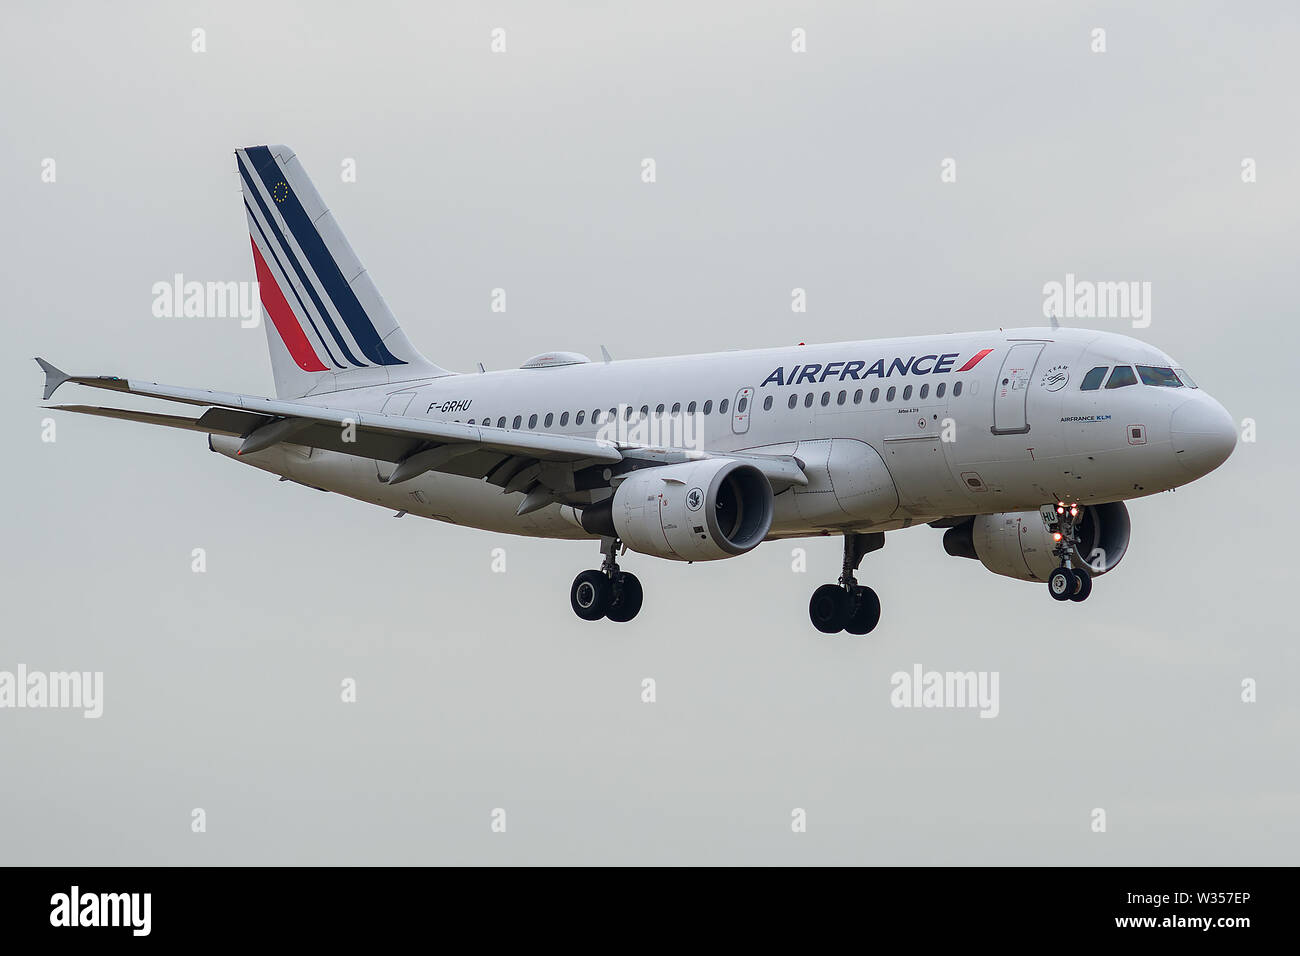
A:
2;0;1297;864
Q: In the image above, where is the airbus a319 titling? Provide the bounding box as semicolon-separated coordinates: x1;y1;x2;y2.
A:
36;145;1236;633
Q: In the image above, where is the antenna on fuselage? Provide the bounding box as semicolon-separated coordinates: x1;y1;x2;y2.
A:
600;345;613;364
1049;313;1061;331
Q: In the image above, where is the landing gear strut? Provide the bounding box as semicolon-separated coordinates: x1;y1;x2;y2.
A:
570;536;643;623
809;532;884;635
1045;501;1093;603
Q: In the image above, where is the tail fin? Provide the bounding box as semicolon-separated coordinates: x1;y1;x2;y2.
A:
236;145;450;398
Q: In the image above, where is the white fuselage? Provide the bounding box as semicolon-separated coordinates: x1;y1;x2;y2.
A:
212;326;1235;541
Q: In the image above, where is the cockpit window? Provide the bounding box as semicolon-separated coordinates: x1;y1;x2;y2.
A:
1174;367;1198;388
1080;366;1108;391
1105;365;1137;389
1137;365;1183;388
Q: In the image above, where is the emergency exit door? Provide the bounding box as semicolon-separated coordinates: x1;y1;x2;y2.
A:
990;343;1044;435
731;387;754;434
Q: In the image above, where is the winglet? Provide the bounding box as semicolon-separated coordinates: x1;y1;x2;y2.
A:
35;357;71;400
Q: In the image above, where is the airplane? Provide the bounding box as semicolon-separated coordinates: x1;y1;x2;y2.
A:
35;145;1237;634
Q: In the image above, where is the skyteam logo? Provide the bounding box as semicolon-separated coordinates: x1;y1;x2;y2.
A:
760;349;993;387
1040;364;1070;391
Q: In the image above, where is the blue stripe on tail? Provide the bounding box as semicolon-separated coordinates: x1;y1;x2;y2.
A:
239;154;364;368
244;146;405;367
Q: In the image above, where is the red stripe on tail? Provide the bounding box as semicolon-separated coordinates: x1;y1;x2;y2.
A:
250;238;329;372
957;348;994;372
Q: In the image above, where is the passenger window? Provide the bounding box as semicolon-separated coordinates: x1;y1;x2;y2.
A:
608;407;616;421
936;382;945;398
640;404;649;418
804;393;814;408
719;399;729;414
467;419;475;425
920;384;929;399
853;389;863;404
528;414;538;428
1080;366;1108;391
737;397;748;413
687;401;697;414
953;381;963;397
820;392;830;407
655;403;665;415
886;386;896;402
903;385;913;401
671;402;682;414
1175;368;1198;389
544;413;554;427
870;387;879;403
787;394;797;410
1137;365;1183;388
496;416;506;428
837;390;846;405
576;410;585;426
560;411;569;426
762;396;772;411
624;405;633;420
1105;366;1137;389
512;415;522;429
703;400;713;415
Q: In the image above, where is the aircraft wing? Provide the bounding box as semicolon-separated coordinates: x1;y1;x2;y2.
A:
36;359;807;499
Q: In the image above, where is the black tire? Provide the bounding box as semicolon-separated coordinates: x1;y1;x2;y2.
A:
570;569;610;621
1048;567;1073;602
1069;567;1093;602
844;586;882;635
809;583;852;634
605;572;644;622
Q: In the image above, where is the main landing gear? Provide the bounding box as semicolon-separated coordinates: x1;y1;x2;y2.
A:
570;537;643;623
1045;501;1093;603
808;532;885;635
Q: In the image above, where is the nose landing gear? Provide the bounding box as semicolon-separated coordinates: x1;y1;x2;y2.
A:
808;532;885;635
1045;501;1094;603
570;536;643;623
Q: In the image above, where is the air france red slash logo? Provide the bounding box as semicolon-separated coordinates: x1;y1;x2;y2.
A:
760;348;993;387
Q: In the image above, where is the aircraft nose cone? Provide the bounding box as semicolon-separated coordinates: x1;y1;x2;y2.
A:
1170;399;1236;476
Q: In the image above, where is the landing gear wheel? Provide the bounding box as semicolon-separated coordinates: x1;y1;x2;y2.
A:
844;586;881;635
810;584;852;634
571;569;611;621
1048;567;1074;602
605;572;643;623
1068;567;1092;602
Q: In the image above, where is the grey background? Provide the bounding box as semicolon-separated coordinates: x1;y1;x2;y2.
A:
2;0;1296;864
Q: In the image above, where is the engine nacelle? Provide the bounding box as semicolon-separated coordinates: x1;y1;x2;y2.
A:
943;502;1131;582
581;459;774;561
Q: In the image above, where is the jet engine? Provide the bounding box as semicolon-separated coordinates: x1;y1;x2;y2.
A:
581;459;774;561
942;502;1131;582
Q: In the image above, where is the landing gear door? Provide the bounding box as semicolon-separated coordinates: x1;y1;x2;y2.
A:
991;343;1044;435
732;387;754;435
